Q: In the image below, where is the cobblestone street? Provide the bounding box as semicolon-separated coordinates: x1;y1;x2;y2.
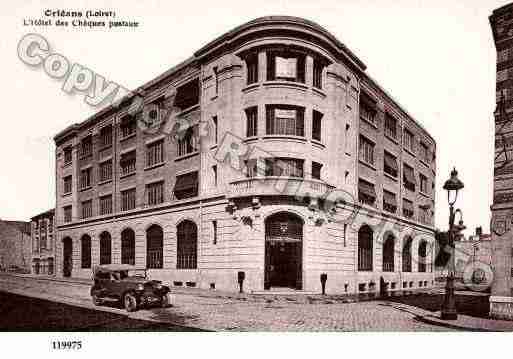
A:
1;274;512;331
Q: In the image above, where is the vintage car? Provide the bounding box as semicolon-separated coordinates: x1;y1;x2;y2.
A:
90;264;171;312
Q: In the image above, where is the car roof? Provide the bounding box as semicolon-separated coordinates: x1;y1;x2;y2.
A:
93;264;146;273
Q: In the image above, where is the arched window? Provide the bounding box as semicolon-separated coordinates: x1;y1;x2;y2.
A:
382;234;395;272
99;232;112;265
418;241;427;272
402;237;413;272
81;235;91;269
177;221;197;269
121;228;135;265
147;225;163;269
358;225;373;271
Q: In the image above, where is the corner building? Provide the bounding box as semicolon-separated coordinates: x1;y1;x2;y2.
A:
54;17;436;294
490;3;513;319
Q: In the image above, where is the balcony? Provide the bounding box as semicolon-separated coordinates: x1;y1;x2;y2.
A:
228;177;335;200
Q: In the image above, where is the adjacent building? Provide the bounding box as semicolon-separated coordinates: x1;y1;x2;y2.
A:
454;227;492;288
53;16;436;294
30;209;55;275
490;3;513;319
0;220;31;272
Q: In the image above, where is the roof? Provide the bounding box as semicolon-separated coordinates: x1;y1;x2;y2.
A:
194;16;366;70
31;208;55;221
2;221;31;235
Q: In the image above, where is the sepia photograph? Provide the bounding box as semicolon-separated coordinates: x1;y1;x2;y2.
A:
1;0;512;355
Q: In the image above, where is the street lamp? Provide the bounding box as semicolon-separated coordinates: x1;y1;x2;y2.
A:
441;167;465;320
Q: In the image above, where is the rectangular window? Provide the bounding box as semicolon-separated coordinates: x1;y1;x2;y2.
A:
418;206;429;224
265;158;304;178
175;78;200;110
81;200;92;219
63;175;72;194
213;220;218;245
99;125;112;148
384;114;397;140
246;54;258;85
63;206;72;223
266;105;304;137
312;110;323;142
403;199;414;218
383;190;397;214
384;151;398;178
420;142;429;164
360;99;377;126
146;140;164;167
212;165;218;187
146;181;164;206
403;129;415;153
245;106;258;138
120;150;136;176
63;146;72;164
403;164;416;192
358;179;376;206
99;195;112;215
420;173;428;194
99;160;112;183
177;125;198;157
313;59;323;89
212;116;218;144
173;171;199;200
359;135;375;166
120;116;136;138
80;136;93;158
267;51;305;83
80;168;92;189
121;188;136;211
312;162;322;180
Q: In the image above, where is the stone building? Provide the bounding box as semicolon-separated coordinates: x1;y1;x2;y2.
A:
0;220;31;272
30;209;55;275
454;227;492;289
490;3;513;319
53;16;436;294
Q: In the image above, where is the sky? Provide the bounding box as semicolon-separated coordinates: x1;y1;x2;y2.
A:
0;0;506;235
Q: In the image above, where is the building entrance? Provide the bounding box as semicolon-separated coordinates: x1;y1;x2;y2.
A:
264;212;303;290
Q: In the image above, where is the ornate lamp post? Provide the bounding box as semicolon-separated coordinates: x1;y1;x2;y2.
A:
441;168;465;320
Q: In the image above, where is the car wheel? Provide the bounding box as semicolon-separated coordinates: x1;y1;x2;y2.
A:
124;293;137;312
161;294;169;308
92;294;102;306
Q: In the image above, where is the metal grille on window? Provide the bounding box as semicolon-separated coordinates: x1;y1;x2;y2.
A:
147;181;164;206
147;225;163;269
177;221;197;269
121;189;136;211
266;105;304;137
358;225;373;271
147;140;164;167
99;160;112;182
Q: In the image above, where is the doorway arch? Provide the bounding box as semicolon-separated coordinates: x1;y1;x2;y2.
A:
62;237;73;277
264;212;303;290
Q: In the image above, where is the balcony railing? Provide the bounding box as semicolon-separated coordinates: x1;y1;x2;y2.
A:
228;177;335;199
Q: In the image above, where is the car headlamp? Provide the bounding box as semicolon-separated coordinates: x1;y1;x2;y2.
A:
136;284;145;291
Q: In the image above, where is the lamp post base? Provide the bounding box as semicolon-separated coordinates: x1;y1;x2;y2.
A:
441;276;458;320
